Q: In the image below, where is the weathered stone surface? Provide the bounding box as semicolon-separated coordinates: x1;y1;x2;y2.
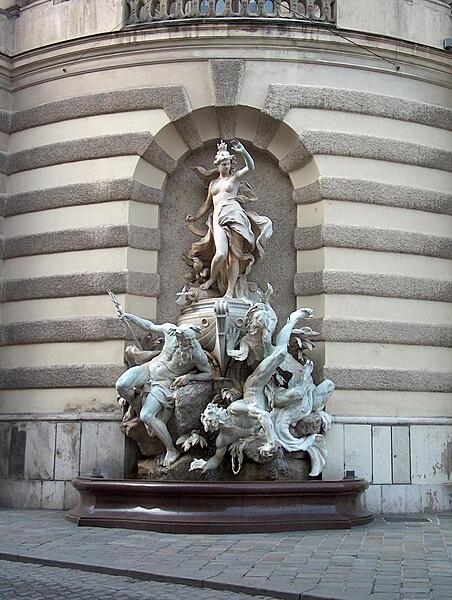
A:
54;423;81;480
209;59;244;107
294;224;452;259
7;133;177;175
294;271;452;303
0;317;127;345
80;422;125;479
264;84;452;130
325;367;452;392
242;435;280;464
0;424;11;478
6;179;161;217
4;225;161;259
121;418;164;458
1;365;125;389
8;424;26;480
41;481;65;509
174;382;213;435
291;413;323;437
0;480;42;509
137;453;203;481
1;271;160;302
293;177;452;215
24;422;56;481
10;86;193;133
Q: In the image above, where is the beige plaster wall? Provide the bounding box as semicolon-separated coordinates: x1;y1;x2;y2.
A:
2;0;452;54
337;0;452;50
0;22;450;511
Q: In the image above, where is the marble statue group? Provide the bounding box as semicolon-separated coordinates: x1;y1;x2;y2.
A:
112;140;334;481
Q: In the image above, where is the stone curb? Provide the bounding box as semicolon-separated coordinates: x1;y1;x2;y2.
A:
0;551;342;600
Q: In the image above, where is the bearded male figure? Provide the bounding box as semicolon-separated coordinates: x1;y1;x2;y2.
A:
115;312;213;466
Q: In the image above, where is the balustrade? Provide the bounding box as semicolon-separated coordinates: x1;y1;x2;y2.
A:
125;0;336;24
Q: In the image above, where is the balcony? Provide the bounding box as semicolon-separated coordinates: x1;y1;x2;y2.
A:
125;0;336;25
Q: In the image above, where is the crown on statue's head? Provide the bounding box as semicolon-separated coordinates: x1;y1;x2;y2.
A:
214;139;234;165
217;140;228;154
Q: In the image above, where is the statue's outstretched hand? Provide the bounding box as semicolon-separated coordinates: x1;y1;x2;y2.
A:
259;442;276;458
171;374;191;389
230;139;244;153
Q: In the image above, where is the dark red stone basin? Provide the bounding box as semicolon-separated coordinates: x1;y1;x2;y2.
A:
66;478;374;533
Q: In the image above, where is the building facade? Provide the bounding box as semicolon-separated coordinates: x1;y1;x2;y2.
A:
0;0;451;513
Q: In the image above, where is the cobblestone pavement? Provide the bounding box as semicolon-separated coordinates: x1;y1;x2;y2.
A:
0;560;274;599
0;509;451;600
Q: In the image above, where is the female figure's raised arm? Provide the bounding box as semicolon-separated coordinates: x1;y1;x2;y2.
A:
231;139;255;178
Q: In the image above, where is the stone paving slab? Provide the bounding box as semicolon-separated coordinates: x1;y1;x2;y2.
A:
0;559;274;600
0;509;451;600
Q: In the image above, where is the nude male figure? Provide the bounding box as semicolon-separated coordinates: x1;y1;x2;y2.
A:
191;307;312;472
115;312;213;466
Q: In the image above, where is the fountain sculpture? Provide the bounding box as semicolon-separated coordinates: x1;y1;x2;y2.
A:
67;140;373;532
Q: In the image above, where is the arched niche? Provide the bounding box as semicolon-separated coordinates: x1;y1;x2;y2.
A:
158;141;296;325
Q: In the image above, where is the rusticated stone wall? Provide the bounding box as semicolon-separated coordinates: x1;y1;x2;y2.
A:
0;18;450;511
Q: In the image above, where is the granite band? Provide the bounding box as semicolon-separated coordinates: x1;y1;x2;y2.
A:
4;179;162;217
0;365;125;389
0;151;7;175
0;317;129;346
10;86;193;133
293;178;452;215
281;132;452;173
0;110;9;134
3;225;161;259
7;134;177;176
309;317;452;347
294;225;452;259
0;271;160;302
0;412;121;422
294;271;452;303
264;84;452;130
324;367;452;392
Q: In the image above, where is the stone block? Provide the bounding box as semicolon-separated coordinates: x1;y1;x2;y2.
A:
322;423;344;480
363;484;382;514
392;426;410;484
0;479;42;508
420;485;446;513
372;426;392;484
0;423;11;478
42;480;65;509
24;421;56;480
411;426;452;485
54;422;81;480
381;484;422;513
64;480;80;510
80;421;124;479
344;424;372;480
8;423;26;479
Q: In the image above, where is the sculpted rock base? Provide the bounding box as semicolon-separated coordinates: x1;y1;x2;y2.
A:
136;447;312;482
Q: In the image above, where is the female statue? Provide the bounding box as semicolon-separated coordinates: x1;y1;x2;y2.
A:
185;140;272;299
